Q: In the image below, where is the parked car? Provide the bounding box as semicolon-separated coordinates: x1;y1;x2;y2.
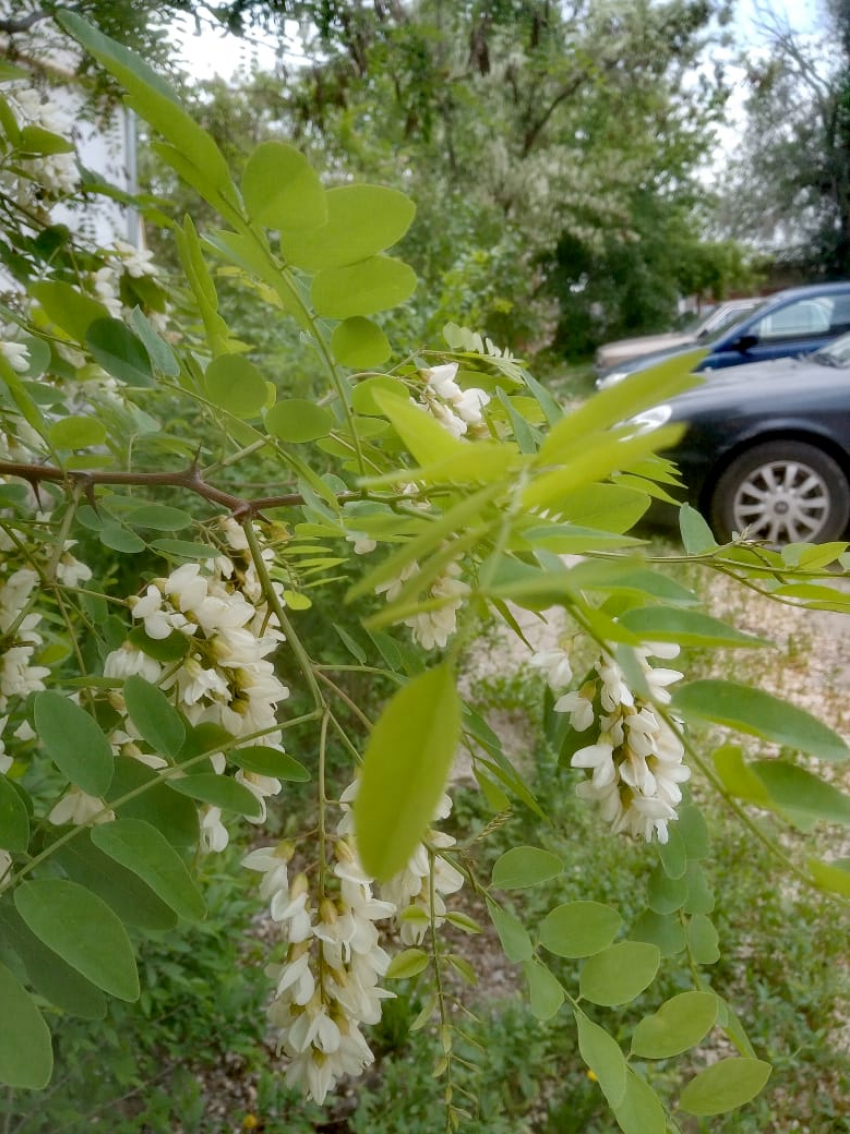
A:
632;332;850;543
594;298;762;373
597;281;850;390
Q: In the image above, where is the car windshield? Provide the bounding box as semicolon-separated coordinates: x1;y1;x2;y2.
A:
813;331;850;367
698;300;769;344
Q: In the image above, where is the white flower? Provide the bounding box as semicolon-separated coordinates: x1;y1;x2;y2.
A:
0;341;30;373
200;806;229;853
423;362;462;399
346;531;377;555
48;788;114;826
554;686;596;731
529;647;573;692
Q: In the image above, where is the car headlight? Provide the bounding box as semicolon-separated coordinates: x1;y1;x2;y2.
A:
596;370;629;390
624;404;673;435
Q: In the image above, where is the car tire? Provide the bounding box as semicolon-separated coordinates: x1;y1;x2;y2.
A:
709;440;850;544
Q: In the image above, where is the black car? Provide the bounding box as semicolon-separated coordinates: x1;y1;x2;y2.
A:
634;333;850;544
598;281;850;390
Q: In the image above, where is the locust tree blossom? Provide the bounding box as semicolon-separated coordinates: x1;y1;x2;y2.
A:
419;362;490;439
0;569;50;713
375;558;467;650
555;643;690;843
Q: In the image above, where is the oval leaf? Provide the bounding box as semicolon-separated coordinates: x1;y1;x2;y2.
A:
0;775;29;852
30;280;109;343
523;958;565;1021
354;665;461;882
86;319;153;386
575;1011;627;1108
613;1068;667;1134
579;941;660;1007
487;899;533;963
687;913;720;964
91;818;205;922
123;675;186;758
672;680;850;762
631;991;718;1059
34;691;114;797
331;317;392;368
539;901;621;958
679;1058;772;1116
282;184;415;270
0;961;53;1089
14;880;139;1001
242;141;327;231
385;948;429;980
126;505;193;532
48;415;107;449
266;398;334;443
228;746;310;781
491;846;563;890
166;773;263;818
647;864;689;915
205;354;267;419
311;256;417;319
106;757;199;848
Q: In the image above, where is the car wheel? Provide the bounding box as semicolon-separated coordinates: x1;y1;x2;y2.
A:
709;440;850;544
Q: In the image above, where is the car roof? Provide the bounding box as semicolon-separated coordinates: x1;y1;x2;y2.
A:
766;280;850;302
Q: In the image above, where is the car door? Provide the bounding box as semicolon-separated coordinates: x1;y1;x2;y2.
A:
699;292;850;370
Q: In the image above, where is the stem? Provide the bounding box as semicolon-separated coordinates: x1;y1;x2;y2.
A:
241;520;324;710
314;669;374;730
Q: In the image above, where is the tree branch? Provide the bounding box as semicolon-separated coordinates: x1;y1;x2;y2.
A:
0;458;359;519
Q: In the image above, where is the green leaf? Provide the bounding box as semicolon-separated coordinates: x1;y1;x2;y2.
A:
205;354;267;419
19;124;74;155
687;913;720;964
98;523;146;553
630;909;686;956
712;745;771;805
126;505;193;531
491;846;563;890
354;665;461;881
242;141;327;231
385;948;429;979
807;857;850;897
631;991;718;1058
127;628;191;665
538;351;702;462
152;539;223;560
53;832;178;930
106;757;199;847
166;773;263;819
85;319;153;386
370;385;461;466
130;307;180;377
312;255;417;319
672;679;850;762
486;899;533;962
0;904;107;1019
331;317;392;368
266;398;334;443
612;1068;667;1134
282;185;415;270
123;676;186;758
751;759;850;825
679;1058;771;1116
351;375;408;415
647;863;689;915
683;862;715;915
575;1011;627;1108
522;958;565;1020
579;941;660;1006
34;692;114;797
91;819;204;921
679;502;718;553
0;961;53;1089
656;825;687;879
228;746;310;781
0;776;29;852
619;606;770;649
30;281;110;343
539;901;621;958
555;483;650;533
58;12;233;197
15;880;139;1001
48;415;107;449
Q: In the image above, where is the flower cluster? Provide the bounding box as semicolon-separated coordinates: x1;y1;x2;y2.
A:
375;557;467;650
92;240;161;320
245;835;395;1105
0;569;50;715
419;362;490;439
4;86;79;201
104;520;290;849
547;642;690;844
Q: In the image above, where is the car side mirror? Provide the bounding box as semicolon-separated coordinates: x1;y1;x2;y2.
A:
731;333;758;352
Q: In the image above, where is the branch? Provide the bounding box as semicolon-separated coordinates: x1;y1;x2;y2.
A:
0;458;359;519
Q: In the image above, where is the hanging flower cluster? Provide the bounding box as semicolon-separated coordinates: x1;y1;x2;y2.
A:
102;520;290;849
92;239;161;320
419;362;490;440
0;568;50;715
3;86;79;201
245;783;466;1103
545;642;690;844
375;557;467;650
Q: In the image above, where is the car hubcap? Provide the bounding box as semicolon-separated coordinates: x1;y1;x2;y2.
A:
732;459;831;543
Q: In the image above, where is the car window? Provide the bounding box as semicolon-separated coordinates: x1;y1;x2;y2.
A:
827;294;850;334
752;298;832;340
